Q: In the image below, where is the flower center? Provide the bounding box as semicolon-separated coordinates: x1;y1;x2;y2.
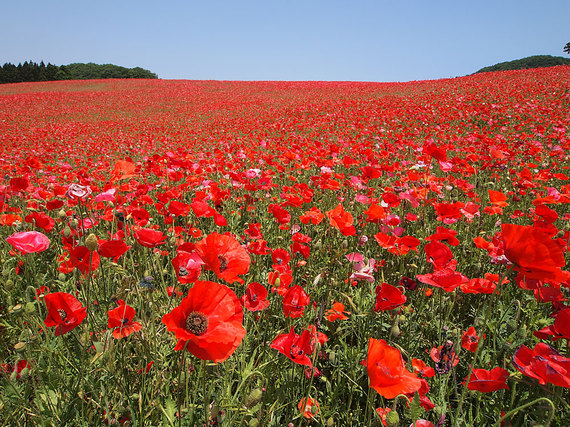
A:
57;309;67;321
185;312;209;335
218;255;228;272
179;267;189;277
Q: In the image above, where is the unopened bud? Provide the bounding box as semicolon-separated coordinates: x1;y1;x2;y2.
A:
85;234;98;252
245;388;263;408
385;410;400;427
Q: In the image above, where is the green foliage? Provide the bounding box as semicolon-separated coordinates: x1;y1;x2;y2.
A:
0;61;158;84
476;55;570;73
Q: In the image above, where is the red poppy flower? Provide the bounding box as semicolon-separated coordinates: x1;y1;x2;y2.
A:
134;228;166;248
241;282;270;312
44;292;87;336
161;281;245;362
534;307;570;342
376;407;392;427
195;232;250;284
171;251;204;284
460;277;496;294
364;203;386;223
70;245;100;274
426;226;460;246
282;285;310;318
6;231;50;254
298;397;320;420
512;343;570;388
326;203;356;236
424;241;455;271
108;303;142;339
412;358;435;378
374;283;406;312
268;203;291;225
270;326;314;367
367;338;422;399
299;207;324;225
168;200;191;217
271;248;291;270
325;302;350;322
501;224;570;283
98;239;130;261
430;342;459;373
433;201;465;225
416;268;468;292
461;326;480;352
463;367;509;392
25;212;55;233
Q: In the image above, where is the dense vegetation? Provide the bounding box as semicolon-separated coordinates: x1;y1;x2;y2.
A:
0;61;158;84
476;55;570;73
0;67;569;426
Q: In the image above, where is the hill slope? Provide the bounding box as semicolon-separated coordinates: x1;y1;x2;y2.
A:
476;55;570;73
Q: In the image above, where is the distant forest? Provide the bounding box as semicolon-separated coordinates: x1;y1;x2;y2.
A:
476;55;570;73
0;61;158;84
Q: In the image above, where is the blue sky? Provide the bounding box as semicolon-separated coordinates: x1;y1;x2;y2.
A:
1;0;569;82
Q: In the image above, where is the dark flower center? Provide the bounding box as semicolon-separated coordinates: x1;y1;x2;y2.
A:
218;255;228;272
179;267;189;277
122;318;130;326
57;309;67;321
290;344;303;359
185;312;209;335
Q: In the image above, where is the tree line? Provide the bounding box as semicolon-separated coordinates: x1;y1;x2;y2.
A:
0;61;158;84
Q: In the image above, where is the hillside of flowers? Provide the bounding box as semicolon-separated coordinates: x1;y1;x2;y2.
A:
0;66;569;426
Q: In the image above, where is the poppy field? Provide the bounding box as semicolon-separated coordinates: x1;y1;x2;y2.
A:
1;66;570;426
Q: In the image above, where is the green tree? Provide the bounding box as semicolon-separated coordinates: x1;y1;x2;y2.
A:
564;42;570;54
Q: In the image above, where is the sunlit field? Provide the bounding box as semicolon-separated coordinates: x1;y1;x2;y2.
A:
1;66;569;426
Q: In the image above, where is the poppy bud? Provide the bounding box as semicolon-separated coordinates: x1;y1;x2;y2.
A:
19;367;29;379
390;324;401;337
326;416;335;427
506;319;517;333
25;302;35;313
58;273;66;281
248;419;260;427
314;239;322;250
85;233;98;252
398;314;406;323
58;209;67;219
341;239;348;249
245;388;263;408
385;410;400;427
70;219;78;229
517;324;527;339
63;226;72;238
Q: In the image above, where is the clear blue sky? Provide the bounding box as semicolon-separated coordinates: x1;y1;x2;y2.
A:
1;0;568;82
